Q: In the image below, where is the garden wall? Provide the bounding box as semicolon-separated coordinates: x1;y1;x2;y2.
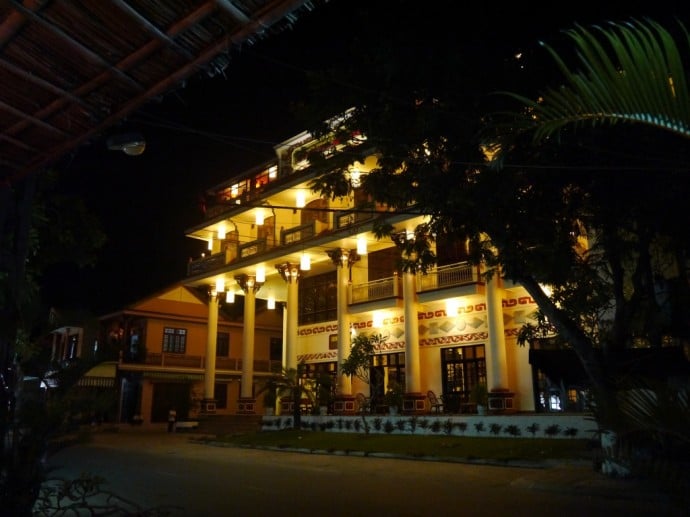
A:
261;413;598;440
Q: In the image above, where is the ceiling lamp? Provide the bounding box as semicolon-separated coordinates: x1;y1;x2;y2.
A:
106;131;146;156
296;191;306;208
267;294;276;310
300;252;311;271
357;235;368;255
226;290;235;303
256;265;266;283
255;208;265;226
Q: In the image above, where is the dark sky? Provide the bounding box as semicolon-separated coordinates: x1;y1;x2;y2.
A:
43;0;688;316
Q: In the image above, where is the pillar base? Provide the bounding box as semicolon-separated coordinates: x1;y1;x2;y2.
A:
333;394;356;415
201;399;217;414
237;397;256;414
403;392;427;414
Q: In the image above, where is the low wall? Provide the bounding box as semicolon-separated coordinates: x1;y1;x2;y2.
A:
261;413;599;440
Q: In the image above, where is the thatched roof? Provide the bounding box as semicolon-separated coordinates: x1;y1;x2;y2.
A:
0;0;322;185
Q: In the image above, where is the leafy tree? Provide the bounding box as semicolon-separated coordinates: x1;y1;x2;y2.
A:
0;169;106;514
340;333;387;406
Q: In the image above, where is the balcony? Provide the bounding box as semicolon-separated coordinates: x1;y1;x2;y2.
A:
121;353;281;373
187;252;226;276
350;275;401;304
417;261;480;293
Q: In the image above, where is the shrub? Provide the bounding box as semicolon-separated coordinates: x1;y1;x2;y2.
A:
408;416;418;434
474;421;485;434
337;418;344;430
456;421;468;435
354;419;361;432
396;419;406;431
443;419;453;435
418;418;429;430
526;423;540;437
384;420;395;433
345;419;353;430
373;417;382;431
545;424;561;437
431;420;441;433
564;427;579;438
504;424;521;436
489;423;502;435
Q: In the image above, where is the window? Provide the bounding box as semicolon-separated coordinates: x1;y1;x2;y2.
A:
163;327;187;353
217;332;229;357
298;271;337;324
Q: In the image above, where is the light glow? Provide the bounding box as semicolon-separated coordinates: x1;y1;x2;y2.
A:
215;278;225;293
296;191;306;208
356;235;367;255
255;208;265;226
256;265;266;283
300;252;311;271
225;290;235;303
267;294;276;310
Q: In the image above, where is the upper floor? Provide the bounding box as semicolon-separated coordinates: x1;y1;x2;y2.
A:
183;113;488;312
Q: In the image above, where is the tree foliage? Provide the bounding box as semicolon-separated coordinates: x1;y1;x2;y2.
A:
300;12;690;452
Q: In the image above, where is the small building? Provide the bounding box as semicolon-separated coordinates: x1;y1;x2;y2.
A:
98;284;282;424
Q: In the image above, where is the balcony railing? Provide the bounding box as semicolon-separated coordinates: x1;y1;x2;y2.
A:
187;252;225;276
416;261;479;292
123;353;279;372
238;237;267;259
350;275;401;304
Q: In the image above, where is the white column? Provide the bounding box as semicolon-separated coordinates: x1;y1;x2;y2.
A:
403;270;421;393
328;249;356;397
486;273;508;390
276;263;300;370
240;281;256;399
203;293;219;407
336;260;352;395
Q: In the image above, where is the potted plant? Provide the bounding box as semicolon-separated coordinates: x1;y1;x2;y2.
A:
470;382;488;416
384;380;404;416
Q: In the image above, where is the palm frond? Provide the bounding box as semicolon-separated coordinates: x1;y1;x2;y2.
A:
486;18;690;153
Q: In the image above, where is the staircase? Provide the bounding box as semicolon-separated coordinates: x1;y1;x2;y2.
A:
196;414;263;436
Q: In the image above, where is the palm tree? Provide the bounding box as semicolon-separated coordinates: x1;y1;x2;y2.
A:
260;362;315;429
483;18;690;491
486;18;690;159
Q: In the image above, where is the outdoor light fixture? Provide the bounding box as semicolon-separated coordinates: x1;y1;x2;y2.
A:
300;252;311;271
215;278;225;294
225;290;235;303
357;235;367;255
256;265;266;283
267;294;276;310
106;131;146;156
217;224;226;240
296;191;306;208
255;208;265;226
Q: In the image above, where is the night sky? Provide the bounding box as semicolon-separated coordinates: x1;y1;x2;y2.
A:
41;0;687;317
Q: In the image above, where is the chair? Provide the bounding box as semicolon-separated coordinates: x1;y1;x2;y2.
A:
355;392;371;414
427;390;444;414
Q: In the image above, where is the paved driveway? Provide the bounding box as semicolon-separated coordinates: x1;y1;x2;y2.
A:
41;427;681;517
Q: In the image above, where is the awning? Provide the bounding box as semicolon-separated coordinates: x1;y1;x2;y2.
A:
77;361;118;388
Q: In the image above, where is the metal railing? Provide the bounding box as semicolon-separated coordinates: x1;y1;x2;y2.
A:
416;261;478;292
123;353;280;373
350;274;400;304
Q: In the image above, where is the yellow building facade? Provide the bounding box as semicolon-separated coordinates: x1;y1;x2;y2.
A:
179;120;545;417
